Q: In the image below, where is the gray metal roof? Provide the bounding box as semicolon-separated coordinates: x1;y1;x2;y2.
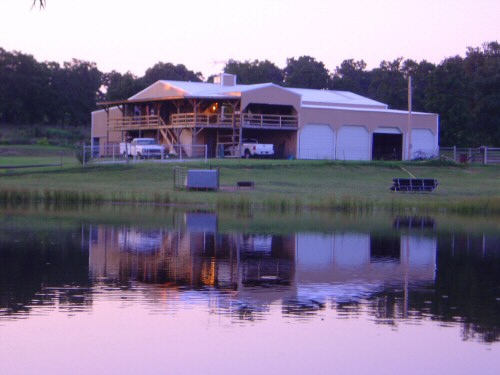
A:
126;78;388;110
288;88;388;109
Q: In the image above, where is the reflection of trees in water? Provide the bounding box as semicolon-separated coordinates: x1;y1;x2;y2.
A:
364;288;432;325
233;304;260;322
282;299;325;317
333;301;363;320
463;323;500;344
353;234;500;342
0;225;90;317
432;235;500;343
1;219;499;344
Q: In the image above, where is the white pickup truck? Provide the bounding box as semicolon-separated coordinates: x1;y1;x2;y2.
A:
229;139;274;158
119;138;165;159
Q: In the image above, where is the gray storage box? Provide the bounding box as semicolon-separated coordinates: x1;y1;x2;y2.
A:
186;169;219;190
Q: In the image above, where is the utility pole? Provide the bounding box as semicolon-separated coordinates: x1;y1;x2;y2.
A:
407;76;412;160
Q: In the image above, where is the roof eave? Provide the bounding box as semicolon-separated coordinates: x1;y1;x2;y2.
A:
97;95;240;107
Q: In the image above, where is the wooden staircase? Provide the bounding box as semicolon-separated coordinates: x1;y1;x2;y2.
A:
158;127;189;158
216;128;241;158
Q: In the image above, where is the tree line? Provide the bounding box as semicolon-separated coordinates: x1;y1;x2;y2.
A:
0;42;498;146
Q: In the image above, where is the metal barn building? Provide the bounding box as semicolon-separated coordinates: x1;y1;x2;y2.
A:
91;74;438;160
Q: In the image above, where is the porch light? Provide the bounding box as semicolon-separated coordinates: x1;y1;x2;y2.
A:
211;103;218;112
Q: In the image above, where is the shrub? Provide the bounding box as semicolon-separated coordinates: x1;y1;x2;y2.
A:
36;137;50;146
75;143;91;164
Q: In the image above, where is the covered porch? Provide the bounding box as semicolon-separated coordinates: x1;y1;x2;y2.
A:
101;99;299;131
98;97;299;157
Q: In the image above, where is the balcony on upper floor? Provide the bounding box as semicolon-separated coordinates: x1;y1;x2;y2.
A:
107;115;165;130
107;112;299;130
241;113;298;129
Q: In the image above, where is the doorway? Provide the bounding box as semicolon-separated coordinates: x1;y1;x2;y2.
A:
372;133;403;161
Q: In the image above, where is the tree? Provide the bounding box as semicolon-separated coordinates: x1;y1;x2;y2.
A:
48;59;103;125
0;48;50;124
464;42;500;145
224;59;284;85
401;59;436;112
426;55;473;146
141;62;202;87
330;59;370;96
368;58;407;109
0;49;104;126
103;71;142;101
283;56;330;89
423;42;500;146
32;1;45;9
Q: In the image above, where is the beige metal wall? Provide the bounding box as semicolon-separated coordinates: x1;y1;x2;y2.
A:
241;85;301;113
299;106;439;160
301;106;438;133
91;107;122;148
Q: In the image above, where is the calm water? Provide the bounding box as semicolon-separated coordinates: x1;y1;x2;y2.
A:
0;208;499;375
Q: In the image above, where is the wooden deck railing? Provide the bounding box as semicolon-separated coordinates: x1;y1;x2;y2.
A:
170;113;238;127
171;113;298;128
108;115;164;129
242;114;298;128
108;113;299;129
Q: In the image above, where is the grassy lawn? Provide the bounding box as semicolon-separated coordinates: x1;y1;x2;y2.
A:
0;145;77;167
1;145;499;213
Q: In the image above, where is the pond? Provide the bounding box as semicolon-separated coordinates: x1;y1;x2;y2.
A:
0;207;499;374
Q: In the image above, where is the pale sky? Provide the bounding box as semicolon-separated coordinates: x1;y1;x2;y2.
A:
0;0;498;79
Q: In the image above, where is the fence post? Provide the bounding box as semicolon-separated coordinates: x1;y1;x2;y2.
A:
484;146;488;165
205;145;208;163
453;146;457;162
83;145;86;166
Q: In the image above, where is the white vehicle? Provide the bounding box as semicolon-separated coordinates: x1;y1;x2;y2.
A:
228;139;274;158
118;228;163;253
119;138;165;159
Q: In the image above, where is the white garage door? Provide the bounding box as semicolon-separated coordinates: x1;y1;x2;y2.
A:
336;125;370;160
411;129;436;159
296;233;334;269
299;124;335;159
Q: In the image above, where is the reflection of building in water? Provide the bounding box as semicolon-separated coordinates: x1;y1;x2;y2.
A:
89;213;296;297
90;212;230;287
87;214;500;339
89;213;437;312
118;228;163;253
240;234;295;287
294;232;436;304
237;234;297;309
393;216;436;230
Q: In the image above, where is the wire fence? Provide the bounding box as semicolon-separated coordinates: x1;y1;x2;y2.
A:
173;166;188;189
80;143;499;165
82;144;208;165
439;146;500;165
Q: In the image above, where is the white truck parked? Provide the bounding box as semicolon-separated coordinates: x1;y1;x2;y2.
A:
120;138;165;159
228;139;274;158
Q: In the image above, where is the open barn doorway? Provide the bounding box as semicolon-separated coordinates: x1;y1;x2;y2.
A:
372;133;403;161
